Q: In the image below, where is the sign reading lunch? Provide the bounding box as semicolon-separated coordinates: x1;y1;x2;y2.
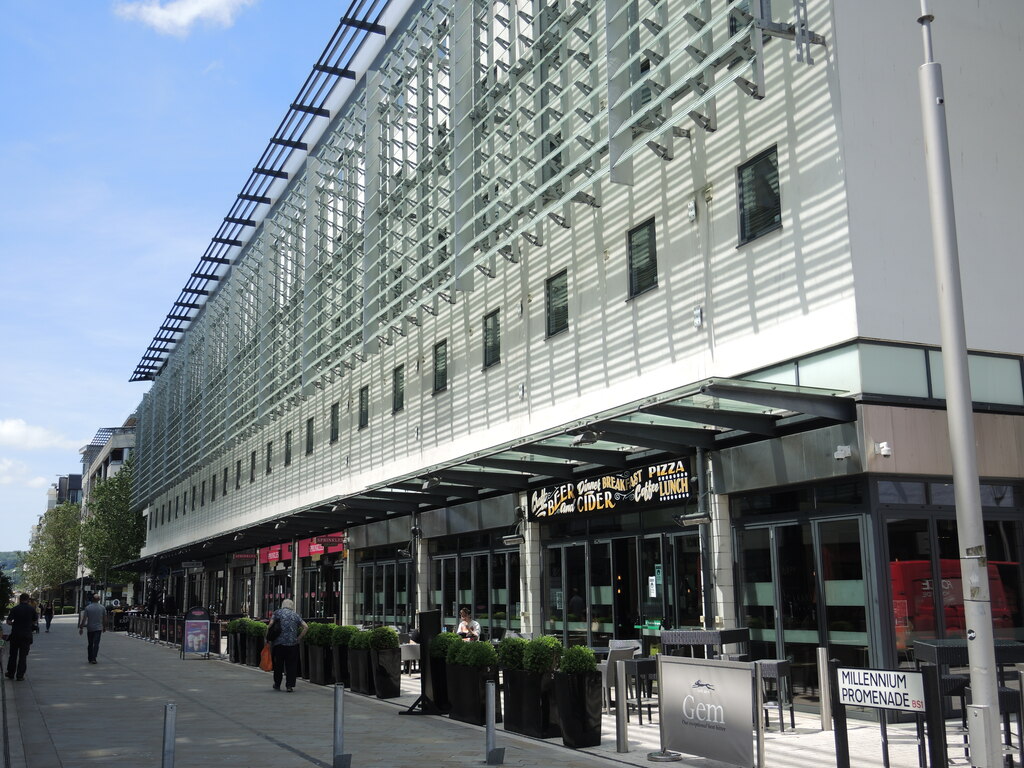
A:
528;460;691;519
837;667;926;712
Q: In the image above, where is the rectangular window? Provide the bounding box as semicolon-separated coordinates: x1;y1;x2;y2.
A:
236;459;242;490
358;385;369;429
175;496;180;517
483;310;501;369
433;339;448;393
305;417;314;455
627;218;658;297
284;430;293;466
249;451;256;483
266;441;273;474
210;475;216;501
738;146;781;243
191;486;196;512
392;365;405;413
223;467;228;496
330;402;340;443
545;269;569;337
200;480;206;507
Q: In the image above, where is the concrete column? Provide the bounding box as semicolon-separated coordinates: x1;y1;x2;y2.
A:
520;519;543;636
415;538;431;616
340;548;357;626
710;493;736;631
253;566;263;619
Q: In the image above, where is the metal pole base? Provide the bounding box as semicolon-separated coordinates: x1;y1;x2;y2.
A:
332;755;352;768
487;747;505;765
647;749;684;762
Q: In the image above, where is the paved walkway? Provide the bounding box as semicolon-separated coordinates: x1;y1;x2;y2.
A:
0;617;944;768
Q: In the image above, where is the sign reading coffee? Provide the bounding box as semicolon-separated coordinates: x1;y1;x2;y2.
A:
528;459;691;519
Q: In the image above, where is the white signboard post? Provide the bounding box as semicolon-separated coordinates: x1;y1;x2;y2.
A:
837;667;925;713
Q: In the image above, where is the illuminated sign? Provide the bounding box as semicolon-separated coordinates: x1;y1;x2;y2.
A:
528;459;691;519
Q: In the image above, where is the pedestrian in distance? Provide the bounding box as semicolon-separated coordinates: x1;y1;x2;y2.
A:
79;594;107;664
269;598;307;692
43;602;54;632
6;593;38;680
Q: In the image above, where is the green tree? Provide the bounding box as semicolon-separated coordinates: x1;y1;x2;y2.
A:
21;501;81;594
81;458;144;585
0;565;13;609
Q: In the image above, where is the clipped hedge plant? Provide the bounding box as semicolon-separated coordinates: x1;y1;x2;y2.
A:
349;629;371;650
496;636;527;670
226;618;245;634
245;618;268;638
559;645;597;674
369;626;400;650
523;636;562;674
458;639;497;668
331;624;358;648
304;621;334;647
430;631;461;660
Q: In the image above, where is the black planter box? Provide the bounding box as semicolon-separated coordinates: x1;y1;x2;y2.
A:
503;669;560;739
228;633;243;664
245;635;263;668
427;656;450;713
446;663;501;726
347;648;376;696
307;645;335;686
554;670;602;748
331;645;350;688
371;647;402;699
299;639;310;680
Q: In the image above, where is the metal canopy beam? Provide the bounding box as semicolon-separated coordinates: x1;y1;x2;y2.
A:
641;403;778;436
699;380;856;422
436;469;529;491
595;420;716;451
470;456;577;480
525;443;628;468
238;193;272;204
339;16;386;35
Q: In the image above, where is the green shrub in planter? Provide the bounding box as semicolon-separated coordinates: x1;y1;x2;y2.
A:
559;645;597;674
460;640;497;667
496;637;527;671
523;635;562;673
431;631;461;660
331;624;358;647
330;625;358;687
347;630;375;695
304;622;333;647
245;618;268;638
446;640;499;726
369;626;399;650
349;629;371;650
243;619;267;668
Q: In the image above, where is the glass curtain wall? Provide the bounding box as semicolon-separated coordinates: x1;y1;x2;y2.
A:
261;570;292;618
430;536;521;638
354;547;412;629
229;566;254;616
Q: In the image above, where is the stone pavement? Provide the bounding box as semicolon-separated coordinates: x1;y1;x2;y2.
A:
0;617;945;768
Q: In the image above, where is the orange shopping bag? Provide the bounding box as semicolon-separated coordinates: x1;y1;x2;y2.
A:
259;642;274;672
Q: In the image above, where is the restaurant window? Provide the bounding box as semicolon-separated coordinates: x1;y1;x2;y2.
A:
191;485;196;511
627;218;657;297
433;339;448;393
483;309;500;369
545;269;569;337
330;402;340;443
392;365;405;413
305;417;314;455
738;146;781;244
358;385;369;430
211;474;216;502
284;430;293;466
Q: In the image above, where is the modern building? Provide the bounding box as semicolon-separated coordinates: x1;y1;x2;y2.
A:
126;0;1024;711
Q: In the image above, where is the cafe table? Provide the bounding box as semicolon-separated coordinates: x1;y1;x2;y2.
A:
660;627;750;659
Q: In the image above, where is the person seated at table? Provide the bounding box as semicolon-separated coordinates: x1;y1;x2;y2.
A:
455;608;480;641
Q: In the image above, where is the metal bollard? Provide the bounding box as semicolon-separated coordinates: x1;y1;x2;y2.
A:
755;662;765;768
485;680;504;765
616;659;629;752
161;702;176;768
333;684;351;768
817;647;832;731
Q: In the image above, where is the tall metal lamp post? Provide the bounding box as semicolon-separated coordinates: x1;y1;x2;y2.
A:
917;4;999;765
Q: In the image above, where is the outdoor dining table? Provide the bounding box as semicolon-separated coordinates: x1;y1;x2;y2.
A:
660;627;750;659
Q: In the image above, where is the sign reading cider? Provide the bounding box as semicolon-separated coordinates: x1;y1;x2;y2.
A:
528;459;691;519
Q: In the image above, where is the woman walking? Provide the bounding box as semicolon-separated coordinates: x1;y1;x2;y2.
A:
268;599;307;692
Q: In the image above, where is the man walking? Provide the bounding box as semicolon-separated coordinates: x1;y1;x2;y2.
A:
6;593;38;680
78;594;106;664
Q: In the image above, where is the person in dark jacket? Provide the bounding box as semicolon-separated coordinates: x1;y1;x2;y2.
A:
43;602;54;632
6;594;38;680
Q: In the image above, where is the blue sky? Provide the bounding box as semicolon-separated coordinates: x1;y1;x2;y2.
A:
0;0;345;551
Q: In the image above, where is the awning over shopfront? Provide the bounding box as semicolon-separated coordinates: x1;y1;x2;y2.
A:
119;377;855;572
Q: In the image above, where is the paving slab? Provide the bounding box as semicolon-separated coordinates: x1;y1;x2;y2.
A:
0;617;955;768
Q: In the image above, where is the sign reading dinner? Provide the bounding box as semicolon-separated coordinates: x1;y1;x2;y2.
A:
529;460;691;519
837;667;926;712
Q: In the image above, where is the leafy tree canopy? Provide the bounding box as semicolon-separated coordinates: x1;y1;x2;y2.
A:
81;458;144;585
21;501;81;594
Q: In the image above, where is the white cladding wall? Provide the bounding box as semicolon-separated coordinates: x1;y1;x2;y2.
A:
140;1;1020;554
834;0;1024;354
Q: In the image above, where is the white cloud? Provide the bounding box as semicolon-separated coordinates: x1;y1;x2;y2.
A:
0;420;81;451
0;458;45;487
115;0;256;37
